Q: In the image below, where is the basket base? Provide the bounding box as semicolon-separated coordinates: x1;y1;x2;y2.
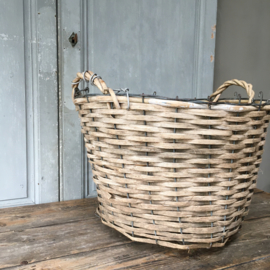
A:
96;206;239;250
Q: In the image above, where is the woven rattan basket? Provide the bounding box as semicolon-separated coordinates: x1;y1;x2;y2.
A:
72;70;270;249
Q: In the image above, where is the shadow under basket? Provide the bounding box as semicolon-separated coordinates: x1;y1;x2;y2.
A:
72;70;270;249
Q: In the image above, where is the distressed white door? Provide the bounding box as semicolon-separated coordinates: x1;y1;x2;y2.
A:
58;0;217;200
0;0;58;207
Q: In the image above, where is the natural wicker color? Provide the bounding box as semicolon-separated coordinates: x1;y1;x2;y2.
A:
72;71;270;249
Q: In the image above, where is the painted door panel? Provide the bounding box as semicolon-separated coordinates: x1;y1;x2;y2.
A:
59;0;217;199
0;0;58;207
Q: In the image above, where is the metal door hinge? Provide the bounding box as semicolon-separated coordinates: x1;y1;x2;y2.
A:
69;32;78;47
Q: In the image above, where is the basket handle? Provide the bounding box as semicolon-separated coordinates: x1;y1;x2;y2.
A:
210;79;255;103
72;70;120;109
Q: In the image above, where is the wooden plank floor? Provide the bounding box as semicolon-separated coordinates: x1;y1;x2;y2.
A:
1;189;270;270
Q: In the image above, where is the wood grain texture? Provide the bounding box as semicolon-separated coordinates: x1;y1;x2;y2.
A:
227;256;270;270
245;190;270;220
1;190;270;270
0;199;98;233
0;218;130;269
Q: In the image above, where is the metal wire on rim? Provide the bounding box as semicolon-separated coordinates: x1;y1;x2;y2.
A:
73;78;270;108
71;70;90;86
79;92;270;108
83;70;90;82
90;73;102;86
113;88;130;110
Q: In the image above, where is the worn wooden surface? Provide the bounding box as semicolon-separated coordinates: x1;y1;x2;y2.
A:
0;189;270;269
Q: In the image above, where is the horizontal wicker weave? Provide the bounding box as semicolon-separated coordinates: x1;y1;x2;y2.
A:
72;70;270;249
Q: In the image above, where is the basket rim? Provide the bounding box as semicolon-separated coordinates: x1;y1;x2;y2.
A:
75;92;270;108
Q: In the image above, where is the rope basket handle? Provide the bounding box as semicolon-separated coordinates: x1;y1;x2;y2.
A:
210;79;255;103
72;70;120;109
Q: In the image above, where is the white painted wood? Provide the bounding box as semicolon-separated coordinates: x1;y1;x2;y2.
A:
58;0;86;201
59;0;217;200
0;1;29;206
0;0;58;208
35;0;59;204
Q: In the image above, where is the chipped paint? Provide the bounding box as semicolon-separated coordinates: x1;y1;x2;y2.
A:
211;24;216;39
0;32;37;43
0;34;9;40
0;34;21;41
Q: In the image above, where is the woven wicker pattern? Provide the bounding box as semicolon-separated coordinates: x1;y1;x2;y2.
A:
72;71;270;249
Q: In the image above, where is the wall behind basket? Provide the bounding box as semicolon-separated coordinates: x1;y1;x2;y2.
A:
213;0;270;192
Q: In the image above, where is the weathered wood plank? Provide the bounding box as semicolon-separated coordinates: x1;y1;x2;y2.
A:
253;188;264;194
0;198;98;233
228;255;270;270
246;191;270;221
2;190;270;269
0;218;130;269
9;215;270;270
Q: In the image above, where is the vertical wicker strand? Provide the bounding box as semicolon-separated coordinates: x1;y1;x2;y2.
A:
208;119;213;248
88;100;103;214
222;144;235;242
234;113;244;223
110;102;134;235
143;97;157;244
222;113;238;242
242;145;253;220
87;105;105;214
173;108;185;245
242;114;259;220
81;102;94;198
87;103;94;164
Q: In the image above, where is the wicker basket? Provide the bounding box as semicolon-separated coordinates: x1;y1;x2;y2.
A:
72;70;270;249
